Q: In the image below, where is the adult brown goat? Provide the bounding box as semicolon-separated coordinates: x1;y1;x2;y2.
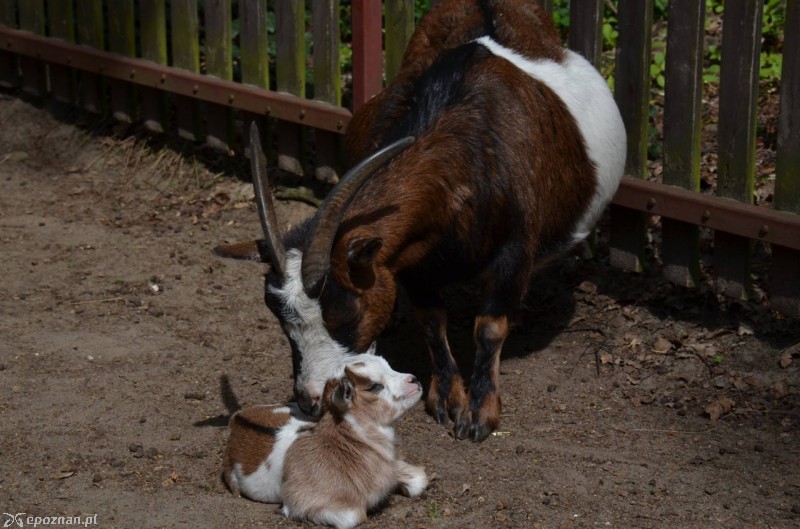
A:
215;0;626;442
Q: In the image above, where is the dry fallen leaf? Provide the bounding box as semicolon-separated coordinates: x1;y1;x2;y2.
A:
653;337;673;354
779;350;792;369
705;397;735;422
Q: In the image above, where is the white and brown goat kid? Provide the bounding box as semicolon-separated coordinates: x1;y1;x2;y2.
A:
215;0;626;442
223;354;427;529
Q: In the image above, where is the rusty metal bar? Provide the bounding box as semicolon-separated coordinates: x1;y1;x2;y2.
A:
0;25;351;134
613;177;800;251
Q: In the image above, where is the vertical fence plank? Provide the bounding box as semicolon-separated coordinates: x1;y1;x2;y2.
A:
774;0;800;215
385;0;414;83
17;0;45;96
312;0;341;183
538;0;553;14
609;0;653;272
0;0;20;88
240;0;270;157
107;0;137;122
75;0;105;114
140;0;168;132
568;0;602;67
48;0;76;104
660;0;705;288
205;0;233;151
771;0;800;317
714;0;763;300
171;0;201;141
352;0;382;112
276;0;305;175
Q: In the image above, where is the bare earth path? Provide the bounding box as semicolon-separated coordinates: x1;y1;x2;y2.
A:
1;94;799;528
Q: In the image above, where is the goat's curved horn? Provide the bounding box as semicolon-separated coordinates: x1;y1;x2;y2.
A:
250;122;287;279
301;136;415;297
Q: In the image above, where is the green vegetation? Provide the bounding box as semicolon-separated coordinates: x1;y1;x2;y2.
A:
546;0;785;92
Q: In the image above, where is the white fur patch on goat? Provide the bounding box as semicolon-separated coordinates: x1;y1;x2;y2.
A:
231;406;309;503
269;249;361;397
475;36;627;244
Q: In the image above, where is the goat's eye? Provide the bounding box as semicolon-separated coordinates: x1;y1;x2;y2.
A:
367;383;384;393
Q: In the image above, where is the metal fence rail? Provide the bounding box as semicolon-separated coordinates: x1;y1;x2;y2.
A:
0;0;798;317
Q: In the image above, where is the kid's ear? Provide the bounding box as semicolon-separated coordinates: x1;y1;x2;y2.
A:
330;377;354;416
212;240;272;263
346;237;383;289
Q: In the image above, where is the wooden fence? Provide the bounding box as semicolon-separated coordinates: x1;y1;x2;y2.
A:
0;0;798;318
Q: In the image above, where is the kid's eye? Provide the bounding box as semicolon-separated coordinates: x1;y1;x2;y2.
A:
367;383;384;393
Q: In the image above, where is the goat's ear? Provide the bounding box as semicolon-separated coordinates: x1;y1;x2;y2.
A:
330;377;354;416
212;240;271;263
346;237;383;289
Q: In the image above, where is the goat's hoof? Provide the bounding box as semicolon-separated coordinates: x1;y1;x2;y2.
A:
453;411;472;440
454;409;497;442
429;403;448;425
468;421;494;442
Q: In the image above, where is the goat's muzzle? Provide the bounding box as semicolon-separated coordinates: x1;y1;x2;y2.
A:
295;387;322;417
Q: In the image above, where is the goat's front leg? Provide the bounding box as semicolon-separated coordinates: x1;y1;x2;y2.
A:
394;460;428;497
415;305;468;425
454;314;509;442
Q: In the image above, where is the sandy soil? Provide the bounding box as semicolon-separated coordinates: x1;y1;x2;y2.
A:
1;93;799;529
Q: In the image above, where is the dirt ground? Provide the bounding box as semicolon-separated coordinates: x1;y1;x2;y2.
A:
1;92;799;529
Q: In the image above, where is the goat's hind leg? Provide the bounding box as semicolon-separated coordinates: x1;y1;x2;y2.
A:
454;314;509;442
455;244;532;442
395;460;428;497
414;303;468;426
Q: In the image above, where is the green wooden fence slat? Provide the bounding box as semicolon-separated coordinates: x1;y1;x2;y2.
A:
0;1;15;25
107;0;136;122
312;0;342;183
714;0;763;300
276;0;306;175
609;0;653;273
0;0;19;88
775;0;800;215
240;0;271;162
312;0;340;104
385;0;414;83
76;0;105;113
48;0;75;40
240;0;269;89
48;0;76;104
204;0;233;151
661;0;705;288
171;0;200;71
17;0;42;32
17;0;45;96
171;0;201;141
140;0;168;132
568;0;603;67
771;0;800;317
